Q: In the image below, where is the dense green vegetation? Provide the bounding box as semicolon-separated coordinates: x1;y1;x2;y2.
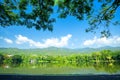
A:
0;48;120;65
0;48;120;74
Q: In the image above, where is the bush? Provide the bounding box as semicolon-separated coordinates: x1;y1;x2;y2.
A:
12;55;23;64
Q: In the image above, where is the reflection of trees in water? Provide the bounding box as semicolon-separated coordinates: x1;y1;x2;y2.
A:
0;61;120;74
93;61;120;73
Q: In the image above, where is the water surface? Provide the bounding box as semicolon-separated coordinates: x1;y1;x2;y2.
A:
0;62;120;75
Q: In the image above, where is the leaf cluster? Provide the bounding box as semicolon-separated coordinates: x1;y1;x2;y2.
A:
0;0;120;37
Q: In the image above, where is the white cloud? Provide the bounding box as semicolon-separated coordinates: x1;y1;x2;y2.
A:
83;36;120;48
4;38;13;44
15;34;72;48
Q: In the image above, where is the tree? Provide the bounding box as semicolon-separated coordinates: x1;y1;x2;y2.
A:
0;54;4;64
92;52;101;61
100;50;113;61
0;0;120;37
12;55;23;64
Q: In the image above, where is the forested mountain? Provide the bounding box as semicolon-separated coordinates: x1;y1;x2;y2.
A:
0;47;120;55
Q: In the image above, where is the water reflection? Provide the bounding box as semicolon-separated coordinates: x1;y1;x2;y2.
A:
3;65;10;68
93;62;120;73
0;61;120;75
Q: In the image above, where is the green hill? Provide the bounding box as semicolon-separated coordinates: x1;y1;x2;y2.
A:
0;47;120;56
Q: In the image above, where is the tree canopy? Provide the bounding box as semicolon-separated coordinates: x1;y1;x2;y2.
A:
0;0;120;37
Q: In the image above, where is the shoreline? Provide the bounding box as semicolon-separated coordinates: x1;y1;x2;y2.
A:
0;74;120;80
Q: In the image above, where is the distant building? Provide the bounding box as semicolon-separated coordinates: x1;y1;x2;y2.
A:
7;54;13;57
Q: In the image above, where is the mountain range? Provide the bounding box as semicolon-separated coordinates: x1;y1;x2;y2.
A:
0;46;120;55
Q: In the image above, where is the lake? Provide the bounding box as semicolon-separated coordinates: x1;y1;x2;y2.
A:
0;62;120;75
0;62;120;80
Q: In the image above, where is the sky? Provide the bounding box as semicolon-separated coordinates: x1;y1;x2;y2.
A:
0;2;120;49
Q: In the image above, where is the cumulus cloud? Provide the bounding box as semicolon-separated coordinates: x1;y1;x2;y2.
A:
83;36;120;48
4;38;13;44
15;34;72;48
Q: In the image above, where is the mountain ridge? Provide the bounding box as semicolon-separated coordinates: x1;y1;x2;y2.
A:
0;46;120;52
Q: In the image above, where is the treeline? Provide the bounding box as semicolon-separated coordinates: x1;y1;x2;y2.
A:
0;50;120;65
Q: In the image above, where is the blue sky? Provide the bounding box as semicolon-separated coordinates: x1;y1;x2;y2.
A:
0;2;120;49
